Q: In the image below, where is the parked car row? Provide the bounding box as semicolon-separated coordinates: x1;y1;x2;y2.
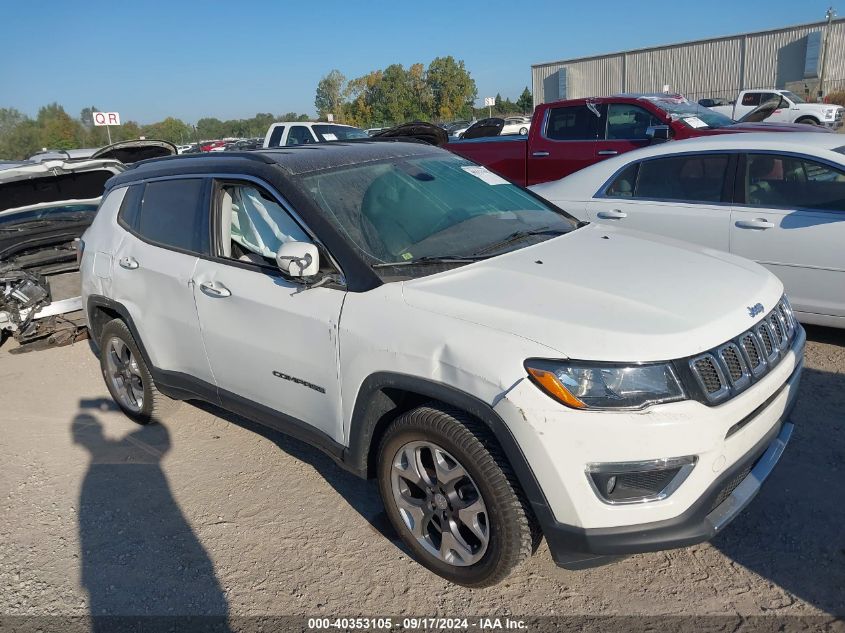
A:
78;135;804;588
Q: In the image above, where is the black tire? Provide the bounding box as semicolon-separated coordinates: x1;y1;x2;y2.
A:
519;127;529;135
796;116;821;126
99;319;175;425
377;403;538;587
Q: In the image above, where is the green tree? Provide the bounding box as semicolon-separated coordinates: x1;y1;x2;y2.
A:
517;87;533;114
0;109;40;159
36;103;83;150
315;69;347;120
426;56;476;121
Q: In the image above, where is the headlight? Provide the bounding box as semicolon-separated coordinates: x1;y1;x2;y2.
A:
824;108;837;117
524;359;686;410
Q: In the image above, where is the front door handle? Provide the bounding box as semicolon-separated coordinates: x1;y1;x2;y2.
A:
199;281;232;298
735;218;775;230
596;209;628;219
532;151;550;157
597;150;619;156
119;256;139;270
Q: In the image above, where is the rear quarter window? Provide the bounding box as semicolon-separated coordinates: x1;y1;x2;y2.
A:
117;184;144;230
136;179;209;254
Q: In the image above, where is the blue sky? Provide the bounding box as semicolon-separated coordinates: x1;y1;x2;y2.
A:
0;1;829;124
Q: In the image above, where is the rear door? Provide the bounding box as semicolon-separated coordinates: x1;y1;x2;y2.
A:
587;152;735;251
731;153;845;320
527;103;603;185
110;178;214;385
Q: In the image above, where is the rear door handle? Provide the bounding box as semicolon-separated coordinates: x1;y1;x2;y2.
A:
597;150;619;156
735;218;775;230
596;209;628;219
119;256;139;270
532;151;550;157
199;281;232;298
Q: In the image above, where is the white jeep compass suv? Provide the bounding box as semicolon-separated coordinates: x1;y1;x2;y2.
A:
80;141;804;587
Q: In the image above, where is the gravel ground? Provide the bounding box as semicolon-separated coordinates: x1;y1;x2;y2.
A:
0;327;843;624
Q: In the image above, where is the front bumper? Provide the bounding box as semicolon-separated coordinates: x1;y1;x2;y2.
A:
545;411;794;568
494;325;805;569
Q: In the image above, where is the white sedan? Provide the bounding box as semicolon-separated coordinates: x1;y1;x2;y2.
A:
530;132;845;328
501;116;530;136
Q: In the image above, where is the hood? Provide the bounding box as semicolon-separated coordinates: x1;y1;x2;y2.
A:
91;139;177;163
461;118;505;139
0;159;125;216
727;121;833;133
372;122;449;146
401;223;783;362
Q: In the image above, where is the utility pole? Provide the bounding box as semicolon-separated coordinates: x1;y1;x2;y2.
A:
819;6;836;99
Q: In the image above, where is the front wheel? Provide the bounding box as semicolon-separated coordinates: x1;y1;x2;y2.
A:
377;404;537;587
519;127;529;135
796;116;821;126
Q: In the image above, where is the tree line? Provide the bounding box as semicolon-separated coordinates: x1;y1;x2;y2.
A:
315;56;533;128
0;105;310;160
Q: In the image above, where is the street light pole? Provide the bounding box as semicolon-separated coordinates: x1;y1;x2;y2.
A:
819;6;836;99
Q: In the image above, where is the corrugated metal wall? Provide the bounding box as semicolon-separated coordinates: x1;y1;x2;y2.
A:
532;19;845;105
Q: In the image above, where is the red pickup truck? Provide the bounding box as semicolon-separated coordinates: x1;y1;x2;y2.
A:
445;93;828;186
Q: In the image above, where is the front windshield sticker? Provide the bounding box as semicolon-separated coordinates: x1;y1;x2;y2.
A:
683;116;708;129
461;165;508;185
322;133;338;141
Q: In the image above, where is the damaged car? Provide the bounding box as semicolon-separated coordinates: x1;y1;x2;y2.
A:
1;140;177;349
0;158;127;347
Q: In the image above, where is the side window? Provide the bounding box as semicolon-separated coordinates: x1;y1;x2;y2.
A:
745;153;845;211
136;179;208;253
606;104;662;140
117;183;144;229
634;154;729;203
741;93;762;107
604;163;639;198
267;125;285;147
218;182;309;265
544;105;601;141
286;126;314;146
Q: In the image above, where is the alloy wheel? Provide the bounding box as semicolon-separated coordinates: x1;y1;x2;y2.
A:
105;336;144;413
390;440;489;566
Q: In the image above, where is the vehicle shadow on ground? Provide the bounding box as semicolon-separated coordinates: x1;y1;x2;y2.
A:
191;401;408;554
711;339;845;615
72;399;232;631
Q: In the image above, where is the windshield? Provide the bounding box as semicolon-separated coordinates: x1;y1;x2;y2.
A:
296;154;579;272
312;125;369;141
647;98;736;128
782;91;805;104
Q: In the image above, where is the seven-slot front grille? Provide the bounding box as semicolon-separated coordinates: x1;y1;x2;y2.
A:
689;297;797;404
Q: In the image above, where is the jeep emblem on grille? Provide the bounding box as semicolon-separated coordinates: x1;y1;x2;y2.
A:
747;303;764;318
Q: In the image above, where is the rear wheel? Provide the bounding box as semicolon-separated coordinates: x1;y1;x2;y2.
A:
796;116;821;126
99;319;175;424
377;404;537;587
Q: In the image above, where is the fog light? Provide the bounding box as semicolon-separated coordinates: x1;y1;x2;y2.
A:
586;456;697;505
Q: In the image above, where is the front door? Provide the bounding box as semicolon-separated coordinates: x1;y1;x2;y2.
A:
191;180;347;441
731;153;845;320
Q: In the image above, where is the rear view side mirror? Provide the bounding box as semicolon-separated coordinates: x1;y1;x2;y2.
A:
646;125;671;144
276;241;320;277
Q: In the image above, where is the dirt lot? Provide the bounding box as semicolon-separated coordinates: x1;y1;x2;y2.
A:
0;326;843;626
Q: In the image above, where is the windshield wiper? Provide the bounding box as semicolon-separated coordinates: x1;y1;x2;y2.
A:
372;255;489;269
471;226;568;256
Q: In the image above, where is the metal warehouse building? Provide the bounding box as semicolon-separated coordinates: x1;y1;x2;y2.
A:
532;17;845;105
